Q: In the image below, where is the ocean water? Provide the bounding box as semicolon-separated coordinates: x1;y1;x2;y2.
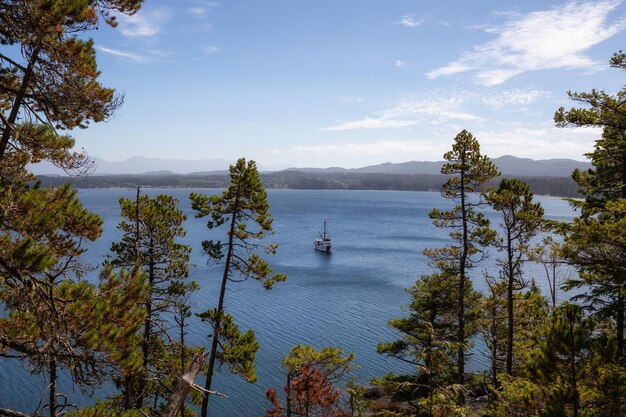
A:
0;189;575;416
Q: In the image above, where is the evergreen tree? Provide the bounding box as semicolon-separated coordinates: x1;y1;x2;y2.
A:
561;200;626;361
486;178;544;375
481;280;547;393
554;52;626;360
190;158;286;417
0;2;144;413
529;304;607;417
427;130;499;389
0;0;142;170
377;272;474;415
106;189;194;410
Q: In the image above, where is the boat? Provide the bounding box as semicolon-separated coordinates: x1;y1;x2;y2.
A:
313;220;332;253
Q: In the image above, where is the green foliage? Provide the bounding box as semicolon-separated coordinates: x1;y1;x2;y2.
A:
554;53;626;361
554;51;626;132
487;375;546;417
378;273;462;397
106;190;195;410
529;304;610;417
190;158;286;289
346;379;369;417
486;178;544;375
281;345;354;378
0;0;143;171
198;309;259;383
191;158;286;417
427;130;498;387
0;1;145;414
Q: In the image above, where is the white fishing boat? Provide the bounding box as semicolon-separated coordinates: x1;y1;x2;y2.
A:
313;220;332;253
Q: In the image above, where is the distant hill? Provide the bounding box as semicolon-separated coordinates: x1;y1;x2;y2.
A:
284;155;590;178
29;156;238;176
29;154;590;178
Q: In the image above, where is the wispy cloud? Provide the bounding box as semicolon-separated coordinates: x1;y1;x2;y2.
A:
97;46;145;62
474;125;599;159
188;1;219;19
269;140;436;157
201;45;220;54
480;89;550;108
97;46;171;64
320;87;549;132
382;96;484;123
321;118;416;131
116;8;171;37
397;14;424;28
330;94;364;103
395;60;407;68
427;0;626;85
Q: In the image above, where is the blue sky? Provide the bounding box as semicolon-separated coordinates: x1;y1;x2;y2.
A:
74;0;626;168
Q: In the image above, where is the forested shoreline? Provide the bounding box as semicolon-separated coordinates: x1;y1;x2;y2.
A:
37;172;581;198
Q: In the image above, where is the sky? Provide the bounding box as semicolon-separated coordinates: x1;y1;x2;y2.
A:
72;0;626;169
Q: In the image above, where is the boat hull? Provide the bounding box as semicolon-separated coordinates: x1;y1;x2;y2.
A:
314;239;332;253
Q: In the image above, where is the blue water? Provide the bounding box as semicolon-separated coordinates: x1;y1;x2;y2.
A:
0;189;575;416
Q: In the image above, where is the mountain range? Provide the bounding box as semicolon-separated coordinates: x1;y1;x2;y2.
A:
31;155;591;178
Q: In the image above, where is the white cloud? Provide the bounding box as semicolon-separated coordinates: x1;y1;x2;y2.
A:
427;0;626;85
270;140;437;157
398;14;424;28
474;125;600;159
97;46;145;62
332;94;364;103
116;8;171;37
480;89;551;108
395;60;407;68
188;1;219;19
201;45;220;54
382;96;484;123
320;87;550;132
320;118;416;131
97;46;171;63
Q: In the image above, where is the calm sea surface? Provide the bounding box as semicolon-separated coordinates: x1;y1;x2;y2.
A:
0;189;575;416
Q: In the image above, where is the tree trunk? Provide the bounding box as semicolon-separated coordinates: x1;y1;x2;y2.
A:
180;313;187;417
458;169;467;395
286;373;292;417
569;318;579;417
617;291;624;361
200;194;240;417
506;227;514;375
163;353;208;417
491;308;499;389
137;240;155;408
49;360;56;417
0;48;40;164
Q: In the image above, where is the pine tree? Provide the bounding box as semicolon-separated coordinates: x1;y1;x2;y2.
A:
427;130;499;390
106;189;194;410
554;52;626;361
0;2;144;413
190;158;286;417
561;200;626;362
377;272;475;415
486;178;544;375
529;304;606;417
0;0;142;170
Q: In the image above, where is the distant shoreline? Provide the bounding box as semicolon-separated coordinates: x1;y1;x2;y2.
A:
38;172;580;198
